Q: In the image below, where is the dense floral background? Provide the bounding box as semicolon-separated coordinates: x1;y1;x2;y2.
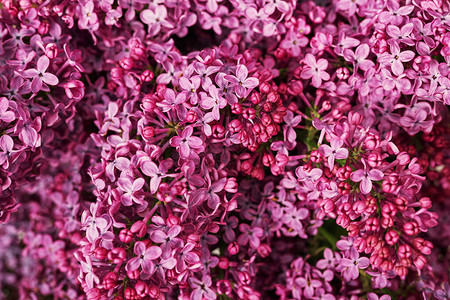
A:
0;0;449;299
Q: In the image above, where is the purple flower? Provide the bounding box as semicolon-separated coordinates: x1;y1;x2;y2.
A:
140;158;173;193
0;97;15;123
225;65;259;98
350;160;384;194
189;275;217;300
126;242;162;274
319;139;349;169
150;225;183;259
378;41;415;76
237;224;264;248
22;56;59;93
200;86;227;120
170;126;204;159
117;176;146;206
336;248;370;281
301;53;330;88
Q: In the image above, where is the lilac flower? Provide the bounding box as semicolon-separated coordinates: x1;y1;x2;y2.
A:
150;225;183;259
126;242;162;274
296;167;323;183
343;44;374;71
237;224;264;248
170;126;204;159
117;176;145;206
316;248;336;269
0;97;14;123
140;158;173;193
224;65;259;98
200;86;227;120
295;274;322;298
0;135;15;169
367;293;391;300
378;41;415;76
141;5;174;36
301;53;330;88
350;160;384;194
22;56;58;93
189;275;217;300
319;139;349;169
336;248;370;281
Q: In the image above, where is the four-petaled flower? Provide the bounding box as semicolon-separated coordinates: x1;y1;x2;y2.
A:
301;53;330;88
22;56;59;93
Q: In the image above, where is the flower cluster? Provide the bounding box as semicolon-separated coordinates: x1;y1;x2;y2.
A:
0;0;449;299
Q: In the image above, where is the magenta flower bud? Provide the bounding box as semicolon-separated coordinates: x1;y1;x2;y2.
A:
147;286;160;299
212;124;225;138
45;43;58;59
238;271;252;285
370;253;383;268
142;95;156;111
379;260;394;271
310;150;322;163
140;69;154;82
259;82;271;94
241;160;253;174
119;229;134;243
336;67;350;80
120;58;134;70
267;91;279;103
228;119;242;133
218;257;229;269
348;111;363;125
381;216;393;229
395;265;408;277
354;237;367;252
381;203;397;217
364;135;380;150
250;92;261;105
419;197;432;209
130;221;147;238
103;272;118;290
166;215;180;227
352;201;366;214
135;280;149;298
367;153;382;167
365;217;379;231
262;102;273;112
336;214;350;228
38;21;50;35
86;288;101;300
224;178;238;193
127;269;140;280
398;244;412;258
217;279;232;295
382;180;396;193
414;255;427;269
266;124;278;136
242;108;256;120
231;103;242;114
228;242;239;255
262;153;275;167
183;111;197;123
142;126;155;140
385;230;399;245
257;244;272;258
124;287;136;300
63;80;85;101
108;247;126;264
393;196;407;211
94;247;109;260
110;67;124;81
403;221;419;236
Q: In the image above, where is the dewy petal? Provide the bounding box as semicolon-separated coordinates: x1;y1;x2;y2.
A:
141;259;155;274
179;142;190;158
150;230;167;243
301;68;314;80
355;44;369;59
134;241;146;256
